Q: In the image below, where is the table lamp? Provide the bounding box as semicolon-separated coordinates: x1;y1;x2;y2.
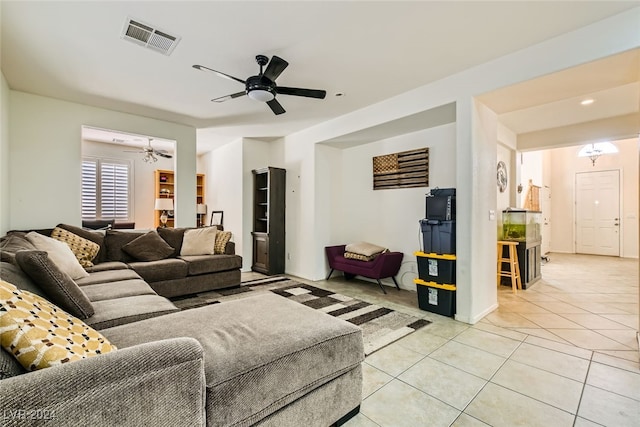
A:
197;204;207;227
155;198;174;227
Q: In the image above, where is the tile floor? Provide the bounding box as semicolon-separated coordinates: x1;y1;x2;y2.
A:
292;252;639;427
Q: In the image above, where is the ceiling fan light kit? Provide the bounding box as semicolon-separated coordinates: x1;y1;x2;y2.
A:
193;54;326;115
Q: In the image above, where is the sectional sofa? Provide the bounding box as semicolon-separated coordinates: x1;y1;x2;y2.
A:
0;225;364;426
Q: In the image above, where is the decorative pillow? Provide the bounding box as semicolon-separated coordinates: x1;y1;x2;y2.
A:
56;223;107;264
25;232;89;280
345;242;387;257
344;251;379;262
103;230;147;263
157;227;188;258
214;230;232;255
180;227;217;256
0;280;116;371
15;251;94;319
51;226;100;268
122;231;175;261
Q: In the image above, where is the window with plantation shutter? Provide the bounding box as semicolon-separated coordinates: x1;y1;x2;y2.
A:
82;157;132;220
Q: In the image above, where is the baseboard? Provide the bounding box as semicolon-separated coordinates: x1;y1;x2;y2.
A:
455;303;498;325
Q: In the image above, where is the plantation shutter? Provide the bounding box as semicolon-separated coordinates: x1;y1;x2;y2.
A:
100;162;129;219
81;159;98;220
81;157;131;220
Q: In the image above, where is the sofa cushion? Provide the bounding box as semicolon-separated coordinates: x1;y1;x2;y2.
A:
344;251;378;262
101;293;364;426
214;230;233;255
85;295;179;329
56;223;107;264
84;261;130;273
128;258;189;283
157;227;187;258
180;227;217;256
0;280;116;371
0;261;46;297
0;232;37;265
81;279;157;302
25;231;89;280
122;231;174;261
0;347;25;379
50;226;100;268
178;254;243;276
103;230;147;263
15;251;94;319
75;268;142;286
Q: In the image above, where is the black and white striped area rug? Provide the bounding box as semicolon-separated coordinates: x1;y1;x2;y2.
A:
171;276;431;355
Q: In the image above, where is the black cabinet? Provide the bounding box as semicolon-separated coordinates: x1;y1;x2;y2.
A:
251;167;286;275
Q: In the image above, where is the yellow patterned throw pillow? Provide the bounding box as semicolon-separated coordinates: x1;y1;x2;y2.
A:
0;280;116;371
51;227;100;268
214;230;232;255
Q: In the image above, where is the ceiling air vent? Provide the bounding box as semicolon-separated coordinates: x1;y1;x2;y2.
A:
121;17;181;56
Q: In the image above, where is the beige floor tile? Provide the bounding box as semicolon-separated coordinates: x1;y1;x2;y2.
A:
524;335;593;359
453;328;522;358
515;291;561;302
578;385;640;427
429;340;506;380
451;413;491;426
561;313;633;329
491;360;583;413
364;343;424;377
510;342;590;382
530;301;589;313
600;314;639;328
550;329;633;351
595;349;640;363
395;328;449;355
342;413;381;427
607;302;640;314
484;311;540;328
361;380;460;427
569;301;632;315
587;362;640;401
421;319;469;340
361;362;393;399
573;417;604;427
594;329;638;349
592;352;640;373
464;382;575;427
496;300;551;314
519;312;585;329
399;357;487;410
471;322;528;341
512;328;572;344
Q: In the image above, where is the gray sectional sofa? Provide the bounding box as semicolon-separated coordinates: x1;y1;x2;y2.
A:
0;226;364;426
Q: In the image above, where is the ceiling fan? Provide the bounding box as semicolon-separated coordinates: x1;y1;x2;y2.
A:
193;54;326;115
125;138;172;163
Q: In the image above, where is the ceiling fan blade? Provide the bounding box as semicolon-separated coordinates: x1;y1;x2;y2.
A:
263;56;288;81
211;91;246;103
266;99;286;115
155;151;173;158
193;65;246;85
276;87;326;99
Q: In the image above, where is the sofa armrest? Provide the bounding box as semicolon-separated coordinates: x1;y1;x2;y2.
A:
375;251;404;277
224;240;235;255
0;338;206;427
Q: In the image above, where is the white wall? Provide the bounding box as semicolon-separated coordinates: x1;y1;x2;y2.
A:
548;137;639;258
82;140;174;229
201;139;245;266
0;72;9;235
7;91;197;230
324;125;456;290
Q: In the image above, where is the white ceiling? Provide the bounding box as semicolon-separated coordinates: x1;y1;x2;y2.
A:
2;1;639;152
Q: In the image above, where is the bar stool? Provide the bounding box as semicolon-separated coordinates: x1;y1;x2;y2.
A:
497;241;522;293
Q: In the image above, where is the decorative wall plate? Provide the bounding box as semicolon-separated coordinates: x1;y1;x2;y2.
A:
497;161;508;192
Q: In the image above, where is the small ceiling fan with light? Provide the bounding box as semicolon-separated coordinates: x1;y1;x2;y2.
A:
124;138;172;163
193;54;326;115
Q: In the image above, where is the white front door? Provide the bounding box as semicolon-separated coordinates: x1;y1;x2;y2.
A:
576;170;620;256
